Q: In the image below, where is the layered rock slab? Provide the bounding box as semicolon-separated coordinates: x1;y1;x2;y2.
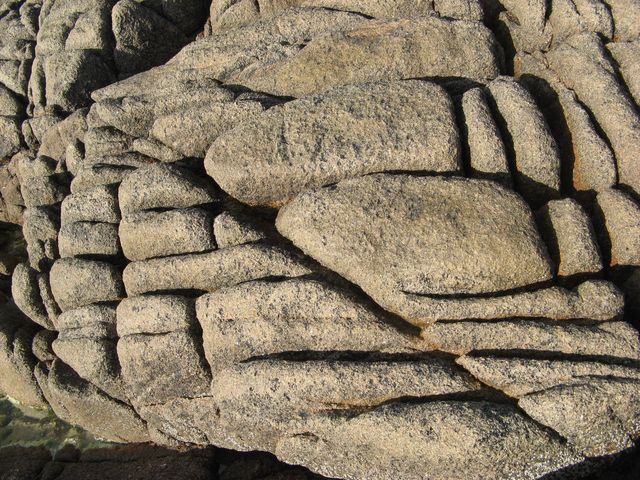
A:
206;80;461;206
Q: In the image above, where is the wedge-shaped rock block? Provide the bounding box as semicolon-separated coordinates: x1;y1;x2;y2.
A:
536;198;602;279
207;359;482;450
213;211;269;249
95;85;234;138
0;301;46;408
56;303;117;339
53;336;127;403
595;188;640;267
11;263;52;329
35;360;149;443
275;402;583;480
119;164;218;214
234;16;503;97
50;258;125;311
460;87;511;186
119;208;215;261
277;174;553;324
70;165;133;194
486;77;561;208
423;320;640;358
206;81;461;206
123;243;312;296
519;377;640;457
196;278;425;367
458;355;640;397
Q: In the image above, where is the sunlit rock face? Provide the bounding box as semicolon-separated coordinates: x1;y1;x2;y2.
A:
2;1;640;479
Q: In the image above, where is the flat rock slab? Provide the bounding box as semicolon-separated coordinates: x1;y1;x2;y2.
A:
458;355;640;397
234;16;502;97
206;80;461;206
423;320;640;359
196;278;425;366
277;174;553;324
123;243;312;296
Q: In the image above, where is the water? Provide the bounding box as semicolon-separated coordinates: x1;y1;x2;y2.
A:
0;396;113;453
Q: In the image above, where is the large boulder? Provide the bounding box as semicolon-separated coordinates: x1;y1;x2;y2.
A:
277;174;554;324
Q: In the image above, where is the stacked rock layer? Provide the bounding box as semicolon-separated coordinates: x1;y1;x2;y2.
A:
1;1;640;479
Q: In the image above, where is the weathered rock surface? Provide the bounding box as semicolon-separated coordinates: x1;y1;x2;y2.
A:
458;355;640;397
119;208;215;261
206;81;461;206
3;4;640;480
519;377;640;457
276;402;583;480
118;164;218;214
123;243;312;295
0;297;46;408
545;34;640;198
514;50;618;198
486;76;561;208
209;0;484;31
460;87;511;186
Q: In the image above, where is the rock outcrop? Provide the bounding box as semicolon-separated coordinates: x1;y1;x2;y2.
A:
2;1;640;479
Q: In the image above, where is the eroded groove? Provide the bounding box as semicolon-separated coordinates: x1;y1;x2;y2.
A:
240;350;459;364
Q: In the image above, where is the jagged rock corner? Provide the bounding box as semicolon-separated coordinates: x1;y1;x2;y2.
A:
1;0;640;479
